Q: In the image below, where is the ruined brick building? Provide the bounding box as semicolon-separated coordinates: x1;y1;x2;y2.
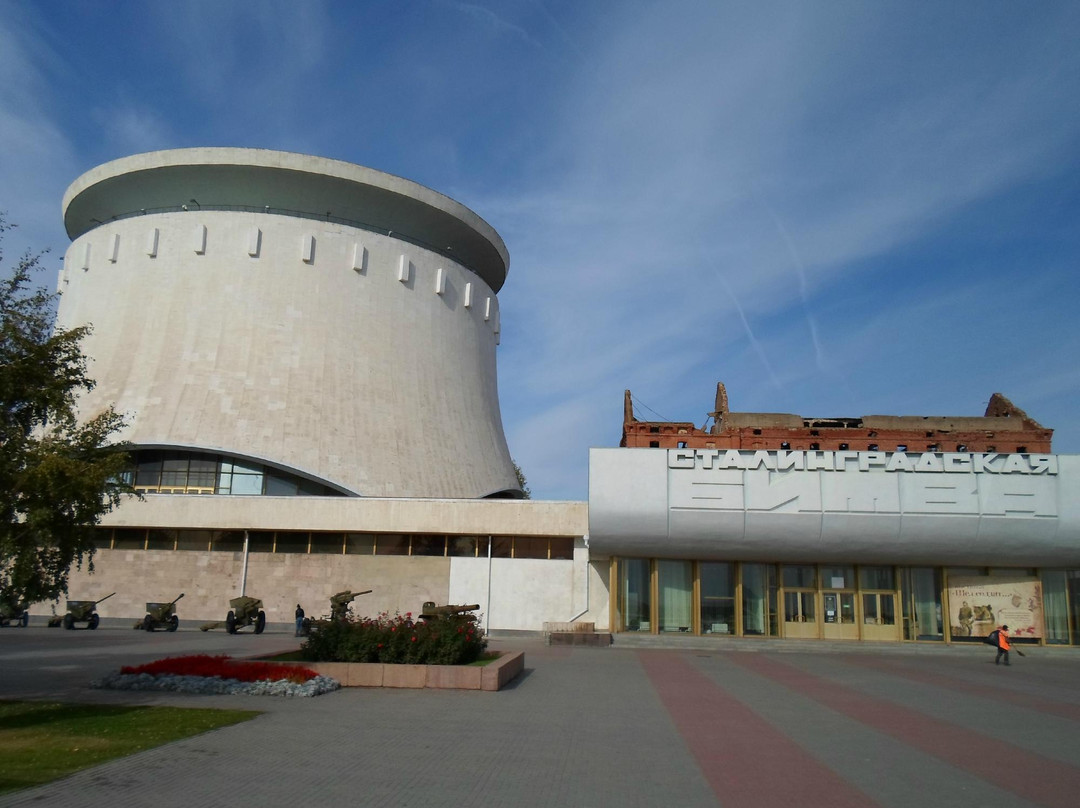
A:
621;383;1053;455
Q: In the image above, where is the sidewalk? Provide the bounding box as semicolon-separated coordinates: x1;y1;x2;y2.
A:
3;628;1080;807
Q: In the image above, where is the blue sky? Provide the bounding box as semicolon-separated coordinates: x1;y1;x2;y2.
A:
2;1;1078;500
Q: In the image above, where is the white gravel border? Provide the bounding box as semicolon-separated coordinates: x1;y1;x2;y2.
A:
91;671;341;697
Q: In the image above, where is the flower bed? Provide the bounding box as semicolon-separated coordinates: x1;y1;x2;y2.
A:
122;654;317;683
255;650;526;691
93;654;339;697
301;611;487;665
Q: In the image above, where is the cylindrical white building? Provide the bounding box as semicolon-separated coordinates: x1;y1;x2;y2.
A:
58;148;521;499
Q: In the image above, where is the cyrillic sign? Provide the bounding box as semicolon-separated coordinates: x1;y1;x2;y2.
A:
667;449;1057;475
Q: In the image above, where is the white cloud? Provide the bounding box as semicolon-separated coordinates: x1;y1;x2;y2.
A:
0;7;78;256
91;106;175;155
2;1;1078;500
483;2;1080;496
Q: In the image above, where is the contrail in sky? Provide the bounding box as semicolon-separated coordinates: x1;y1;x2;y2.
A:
754;193;826;372
718;272;784;390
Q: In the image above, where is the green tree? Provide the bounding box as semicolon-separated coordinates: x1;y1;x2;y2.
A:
0;218;132;606
512;459;531;499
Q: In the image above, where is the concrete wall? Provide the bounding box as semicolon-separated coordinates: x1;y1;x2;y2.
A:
57;165;518;499
590;448;1080;566
42;545;613;632
47;549;453;626
98;495;589;537
447;542;610;631
34;496;593;630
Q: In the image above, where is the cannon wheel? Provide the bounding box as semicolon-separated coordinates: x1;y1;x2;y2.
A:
254;610;266;634
88;613;100;630
168;614;179;632
143;614;154;632
226;610;237;634
19;611;29;628
63;614;75;630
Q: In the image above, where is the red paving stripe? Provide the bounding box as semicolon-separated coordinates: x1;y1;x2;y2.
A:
732;653;1080;808
845;655;1080;723
637;650;877;808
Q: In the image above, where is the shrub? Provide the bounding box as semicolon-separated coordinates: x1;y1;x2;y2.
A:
121;654;317;684
300;611;487;665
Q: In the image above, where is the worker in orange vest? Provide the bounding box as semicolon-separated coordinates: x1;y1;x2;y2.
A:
995;624;1011;666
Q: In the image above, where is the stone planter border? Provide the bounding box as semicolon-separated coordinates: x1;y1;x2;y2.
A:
258;651;524;691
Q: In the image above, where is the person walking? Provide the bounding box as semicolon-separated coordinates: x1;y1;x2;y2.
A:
994;624;1011;666
295;603;305;637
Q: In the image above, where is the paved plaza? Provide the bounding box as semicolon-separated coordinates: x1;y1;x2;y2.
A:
2;626;1080;807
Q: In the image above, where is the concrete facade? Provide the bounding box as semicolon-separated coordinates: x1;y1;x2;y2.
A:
590;448;1080;566
42;149;602;633
47;497;598;631
58;149;518;499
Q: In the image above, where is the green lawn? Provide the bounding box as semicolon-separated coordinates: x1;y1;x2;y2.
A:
0;700;260;794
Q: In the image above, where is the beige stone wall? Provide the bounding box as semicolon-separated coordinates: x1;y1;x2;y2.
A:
35;497;596;629
99;495;589;537
44;549;452;625
57;208;516;499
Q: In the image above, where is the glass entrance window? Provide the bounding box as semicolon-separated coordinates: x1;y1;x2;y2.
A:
782;564;817;636
823;592;855;624
700;562;735;634
1068;571;1080;646
783;565;816;589
821;565;855;591
905;567;943;640
784;591;816;622
658;560;692;632
620;558;651;632
863;593;896;625
859;566;895;591
1042;570;1069;645
742;563;778;636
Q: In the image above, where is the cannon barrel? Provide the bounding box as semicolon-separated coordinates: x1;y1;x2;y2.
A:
170;592;185;606
328;589;371;620
95;592;116;605
331;589;372;603
420;603;481;619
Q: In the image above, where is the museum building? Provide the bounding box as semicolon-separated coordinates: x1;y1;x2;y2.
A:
43;149;1080;646
591;386;1080;645
49;148;598;631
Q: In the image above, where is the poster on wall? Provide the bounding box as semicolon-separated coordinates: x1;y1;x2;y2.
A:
948;576;1044;639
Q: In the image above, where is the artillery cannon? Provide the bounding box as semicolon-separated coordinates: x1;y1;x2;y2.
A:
0;595;30;628
419;602;481;621
226;596;266;634
57;593;115;630
329;589;372;621
295;588;372;636
139;593;184;632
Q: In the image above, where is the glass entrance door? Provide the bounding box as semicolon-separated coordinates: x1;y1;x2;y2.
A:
619;558;651;632
782;565;819;639
822;591;857;639
741;563;778;637
903;567;943;641
859;566;900;641
821;565;857;640
700;562;735;635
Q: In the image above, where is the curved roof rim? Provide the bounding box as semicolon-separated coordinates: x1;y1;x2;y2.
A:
62;148;509;291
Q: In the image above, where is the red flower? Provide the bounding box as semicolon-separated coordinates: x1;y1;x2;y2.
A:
411;636;417;642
